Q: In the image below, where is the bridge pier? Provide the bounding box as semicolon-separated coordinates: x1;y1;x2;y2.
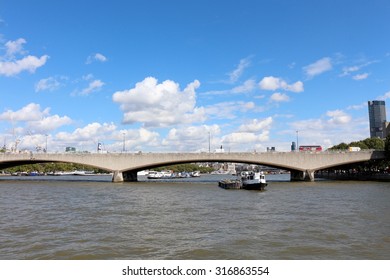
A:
112;170;138;182
112;171;123;182
291;170;315;181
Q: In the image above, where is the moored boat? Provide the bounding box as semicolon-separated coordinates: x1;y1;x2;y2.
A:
147;170;173;179
190;171;200;177
240;171;267;190
218;171;267;191
218;179;242;189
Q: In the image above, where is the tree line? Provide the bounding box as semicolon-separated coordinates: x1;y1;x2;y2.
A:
329;135;390;160
1;162;214;175
328;137;386;151
326;136;390;173
1;163;107;174
153;164;214;173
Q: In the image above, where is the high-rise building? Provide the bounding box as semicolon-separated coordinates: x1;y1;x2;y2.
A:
368;100;387;138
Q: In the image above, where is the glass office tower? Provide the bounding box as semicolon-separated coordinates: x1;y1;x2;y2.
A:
368;100;386;138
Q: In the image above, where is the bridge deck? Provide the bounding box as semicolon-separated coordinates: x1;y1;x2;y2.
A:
0;151;385;182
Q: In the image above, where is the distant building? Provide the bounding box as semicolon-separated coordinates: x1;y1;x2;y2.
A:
368;100;387;138
291;141;297;151
384;122;390;138
65;147;76;153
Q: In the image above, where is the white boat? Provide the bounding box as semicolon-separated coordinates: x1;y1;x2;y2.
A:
147;170;173;179
51;171;76;176
190;171;200;177
218;171;267;190
240;171;267;190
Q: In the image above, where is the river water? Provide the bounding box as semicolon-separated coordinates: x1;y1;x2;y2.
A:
0;174;389;260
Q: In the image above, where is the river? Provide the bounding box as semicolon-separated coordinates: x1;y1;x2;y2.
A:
0;174;389;259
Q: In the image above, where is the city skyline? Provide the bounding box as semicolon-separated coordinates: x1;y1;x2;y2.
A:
1;0;390;153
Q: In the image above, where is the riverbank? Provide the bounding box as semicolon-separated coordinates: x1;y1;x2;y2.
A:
317;172;390;182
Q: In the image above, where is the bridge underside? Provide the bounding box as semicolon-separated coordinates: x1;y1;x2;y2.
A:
290;170;315;181
112;169;316;183
113;166;317;183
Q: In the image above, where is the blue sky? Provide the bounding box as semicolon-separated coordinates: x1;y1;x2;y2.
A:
1;0;389;153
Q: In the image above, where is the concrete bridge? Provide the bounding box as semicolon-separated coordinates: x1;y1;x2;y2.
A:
0;150;385;182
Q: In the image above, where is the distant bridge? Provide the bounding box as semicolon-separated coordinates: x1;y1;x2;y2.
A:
0;151;385;182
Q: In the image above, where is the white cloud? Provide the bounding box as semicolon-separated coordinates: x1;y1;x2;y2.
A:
347;102;366;110
110;127;160;151
112;77;205;127
352;73;369;80
377;91;390;100
56;122;117;142
288;62;296;69
205;101;256;120
54;124;162;152
288;109;364;149
0;55;49;77
340;60;378;77
222;131;270;145
228;57;251;83
303;57;332;78
80;79;105;95
94;53;107;62
341;65;359;76
201;79;256;95
28;115;72;133
126;127;159;145
5;38;26;57
231;79;256;93
270;92;290;102
162;125;220;151
259;76;280;91
0;38;49;76
285;81;304;92
0;103;72;136
69;74;105;96
0;103;49;122
18;134;49;151
326;110;351;125
259;76;304;92
217;117;273;150
35;76;67;92
86;53;108;64
291;118;325;131
238;117;273;133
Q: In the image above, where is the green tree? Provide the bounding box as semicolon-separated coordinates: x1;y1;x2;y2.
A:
349;141;368;149
329;142;348;150
363;137;384;150
329;137;384;150
385;134;390;159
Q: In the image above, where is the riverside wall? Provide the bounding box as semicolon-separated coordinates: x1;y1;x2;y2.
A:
317;172;390;182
